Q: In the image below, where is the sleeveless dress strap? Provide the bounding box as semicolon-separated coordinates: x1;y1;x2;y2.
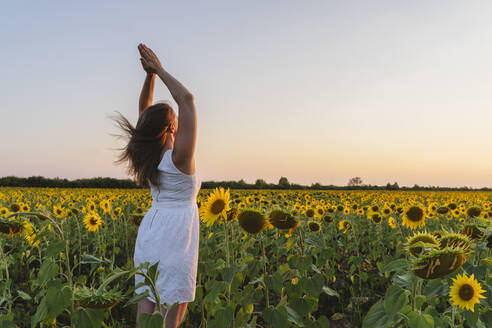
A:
158;149;176;173
161;149;195;177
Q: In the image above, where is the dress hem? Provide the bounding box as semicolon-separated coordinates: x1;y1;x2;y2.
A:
145;295;195;306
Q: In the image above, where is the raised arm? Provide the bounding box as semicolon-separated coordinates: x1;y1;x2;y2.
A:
138;43;197;173
138;72;156;116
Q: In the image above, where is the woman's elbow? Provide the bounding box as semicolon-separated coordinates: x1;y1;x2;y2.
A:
179;93;194;104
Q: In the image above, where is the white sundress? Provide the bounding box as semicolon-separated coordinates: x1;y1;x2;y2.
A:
133;149;202;306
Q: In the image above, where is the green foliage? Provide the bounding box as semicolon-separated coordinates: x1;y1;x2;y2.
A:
2;187;491;327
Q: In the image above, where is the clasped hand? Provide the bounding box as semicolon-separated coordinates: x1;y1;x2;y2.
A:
138;43;163;74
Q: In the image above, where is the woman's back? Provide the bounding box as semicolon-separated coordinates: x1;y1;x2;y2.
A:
150;149;201;206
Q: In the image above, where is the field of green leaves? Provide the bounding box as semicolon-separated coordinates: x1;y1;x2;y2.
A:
0;187;491;327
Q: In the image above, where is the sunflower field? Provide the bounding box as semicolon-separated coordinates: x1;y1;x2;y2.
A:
0;186;491;327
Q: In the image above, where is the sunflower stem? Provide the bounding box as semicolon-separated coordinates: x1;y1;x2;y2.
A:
222;218;232;303
260;235;270;309
96;229;104;280
74;214;83;275
0;239;11;313
223;219;231;267
298;226;305;256
64;235;75;316
451;306;456;328
411;278;422;312
111;218;116;271
230;223;235;265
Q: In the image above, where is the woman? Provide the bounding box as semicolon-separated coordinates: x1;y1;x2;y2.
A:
111;43;200;328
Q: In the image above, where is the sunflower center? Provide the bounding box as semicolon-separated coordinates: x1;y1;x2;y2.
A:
308;222;320;231
372;214;381;223
90;218;98;226
459;284;474;301
406;206;424;222
211;199;226;215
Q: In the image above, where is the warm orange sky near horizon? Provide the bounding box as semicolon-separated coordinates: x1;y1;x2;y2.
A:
1;1;492;188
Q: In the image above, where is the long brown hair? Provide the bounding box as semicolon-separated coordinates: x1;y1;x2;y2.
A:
109;103;175;188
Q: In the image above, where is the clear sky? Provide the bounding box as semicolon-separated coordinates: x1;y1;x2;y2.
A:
1;1;491;188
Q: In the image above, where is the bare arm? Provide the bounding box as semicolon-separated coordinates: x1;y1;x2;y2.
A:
139;43;197;172
138;73;156;116
155;67;196;171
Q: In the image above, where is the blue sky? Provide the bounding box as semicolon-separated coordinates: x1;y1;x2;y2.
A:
1;1;492;187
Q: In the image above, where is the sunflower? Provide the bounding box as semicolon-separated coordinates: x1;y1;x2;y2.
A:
413;247;467;279
323;215;334;223
427;203;438;213
111;207;122;220
439;232;472;255
432;231;443;240
437;206;449;215
368;211;382;224
23;221;40;247
314;206;325;218
0;207;10;217
402;205;426;230
388;217;396;229
305;208;315;218
449;273;486;312
99;200;111;214
10;203;21;213
465;207;481;218
87;201;97;213
268;210;298;230
343;207;350;215
381;206;392;216
338;220;351;233
83;213;102;232
200;187;231;227
237;209;267;234
406;231;438;257
462;224;485;241
226;208;238;222
53;205;66;219
307;221;321;232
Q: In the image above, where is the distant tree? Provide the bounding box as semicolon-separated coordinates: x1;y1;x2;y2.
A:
255;179;267;188
311;182;322;189
347;177;363;187
278;177;290;188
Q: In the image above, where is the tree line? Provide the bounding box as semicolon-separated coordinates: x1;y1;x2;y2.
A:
0;175;490;191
